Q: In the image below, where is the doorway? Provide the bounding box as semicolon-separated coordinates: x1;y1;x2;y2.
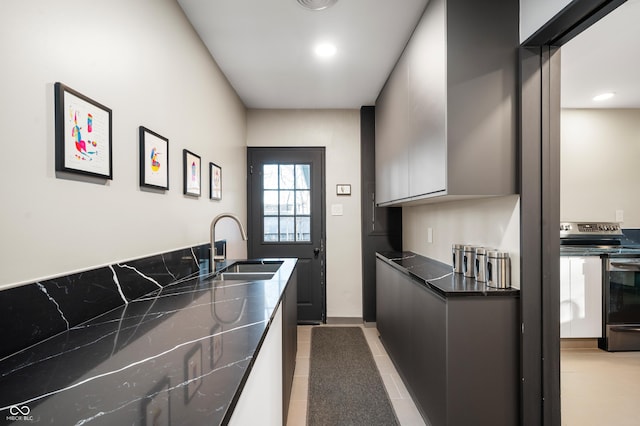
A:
247;147;326;324
520;0;628;424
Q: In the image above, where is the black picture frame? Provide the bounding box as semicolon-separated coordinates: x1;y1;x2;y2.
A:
183;149;201;197
139;126;169;190
184;343;203;404
210;323;223;369
209;162;222;200
54;82;113;179
140;376;171;426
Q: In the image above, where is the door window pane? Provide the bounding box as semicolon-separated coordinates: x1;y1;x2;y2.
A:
263;164;279;189
296;190;310;215
263;190;279;215
279;191;295;215
264;217;278;242
296;165;310;189
261;162;312;243
280;217;295;241
279;165;295;189
296;217;311;242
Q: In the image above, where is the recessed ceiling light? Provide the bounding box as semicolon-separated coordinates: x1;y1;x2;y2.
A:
314;43;337;58
593;92;615;101
297;0;338;11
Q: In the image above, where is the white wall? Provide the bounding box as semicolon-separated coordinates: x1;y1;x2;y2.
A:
520;0;572;43
403;195;521;288
561;109;640;227
0;0;247;289
246;109;363;319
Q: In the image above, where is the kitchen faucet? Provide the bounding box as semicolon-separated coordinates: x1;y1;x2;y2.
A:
210;213;248;273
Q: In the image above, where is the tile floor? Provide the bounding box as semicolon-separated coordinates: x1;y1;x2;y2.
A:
561;348;640;426
286;324;426;426
286;328;640;425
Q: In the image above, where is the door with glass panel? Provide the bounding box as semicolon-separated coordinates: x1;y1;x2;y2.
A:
247;147;325;323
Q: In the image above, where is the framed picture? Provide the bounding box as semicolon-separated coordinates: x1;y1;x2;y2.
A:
336;184;351;196
184;343;203;404
209;162;222;200
210;323;223;369
141;377;170;426
54;82;113;179
139;126;169;190
183;149;201;197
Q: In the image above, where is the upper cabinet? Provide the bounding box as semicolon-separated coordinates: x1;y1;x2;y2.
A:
375;0;518;206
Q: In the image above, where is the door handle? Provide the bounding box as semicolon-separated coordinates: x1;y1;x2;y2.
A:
314;248;320;258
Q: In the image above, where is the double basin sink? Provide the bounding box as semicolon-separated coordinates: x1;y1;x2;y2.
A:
214;260;283;281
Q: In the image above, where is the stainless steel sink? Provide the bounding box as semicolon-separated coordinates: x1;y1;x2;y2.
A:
224;261;282;273
217;272;276;281
214;261;282;281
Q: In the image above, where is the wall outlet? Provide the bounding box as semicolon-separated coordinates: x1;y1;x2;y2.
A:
616;210;624;222
427;227;433;243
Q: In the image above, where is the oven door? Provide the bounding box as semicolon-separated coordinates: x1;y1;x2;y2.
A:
601;258;640;351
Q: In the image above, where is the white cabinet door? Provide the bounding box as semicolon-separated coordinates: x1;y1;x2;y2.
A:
559;256;602;338
560;257;572;338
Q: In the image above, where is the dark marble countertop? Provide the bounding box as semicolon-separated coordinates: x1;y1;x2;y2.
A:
377;251;519;298
0;258;297;425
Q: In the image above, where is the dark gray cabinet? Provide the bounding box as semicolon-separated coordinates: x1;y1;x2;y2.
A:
376;258;518;426
375;0;518;206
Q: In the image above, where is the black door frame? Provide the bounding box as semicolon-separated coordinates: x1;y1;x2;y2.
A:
519;1;626;424
246;146;327;323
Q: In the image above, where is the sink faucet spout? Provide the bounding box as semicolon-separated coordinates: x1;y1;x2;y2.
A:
210;213;248;272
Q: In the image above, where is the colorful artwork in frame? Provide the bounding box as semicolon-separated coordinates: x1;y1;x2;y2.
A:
209;162;222;200
183;149;201;197
54;82;113;179
139;126;169;190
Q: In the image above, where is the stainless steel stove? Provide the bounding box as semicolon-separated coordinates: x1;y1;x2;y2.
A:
560;222;640;351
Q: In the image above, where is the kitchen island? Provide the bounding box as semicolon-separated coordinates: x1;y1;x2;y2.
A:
0;258;297;425
376;251;519;426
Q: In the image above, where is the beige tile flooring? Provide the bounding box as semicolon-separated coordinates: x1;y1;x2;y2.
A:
286;324;426;426
561;348;640;426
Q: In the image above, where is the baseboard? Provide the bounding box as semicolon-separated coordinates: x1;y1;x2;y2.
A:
326;317;363;325
561;338;599;349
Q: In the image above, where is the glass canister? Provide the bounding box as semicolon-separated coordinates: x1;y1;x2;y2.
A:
486;250;511;288
452;244;465;274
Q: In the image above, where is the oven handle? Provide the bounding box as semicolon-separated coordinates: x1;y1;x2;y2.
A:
609;261;640;272
611;326;640;333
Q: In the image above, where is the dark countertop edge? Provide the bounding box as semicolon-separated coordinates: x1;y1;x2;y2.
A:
216;258;297;425
376;251;520;298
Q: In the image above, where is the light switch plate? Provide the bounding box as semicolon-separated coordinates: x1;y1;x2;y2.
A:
331;204;344;216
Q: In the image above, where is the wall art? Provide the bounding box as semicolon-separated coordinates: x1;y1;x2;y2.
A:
54;82;112;179
184;343;203;404
183;149;201;197
209;162;222;200
139;126;169;190
140;376;170;426
210;323;223;369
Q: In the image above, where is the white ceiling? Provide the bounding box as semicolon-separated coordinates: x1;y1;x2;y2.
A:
177;0;639;110
561;0;640;108
177;0;428;109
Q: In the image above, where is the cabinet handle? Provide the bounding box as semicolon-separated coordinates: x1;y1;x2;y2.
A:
372;193;376;231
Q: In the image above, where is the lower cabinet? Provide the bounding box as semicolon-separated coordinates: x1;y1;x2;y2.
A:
376;259;518;426
230;270;297;426
229;306;283;426
560;256;602;338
